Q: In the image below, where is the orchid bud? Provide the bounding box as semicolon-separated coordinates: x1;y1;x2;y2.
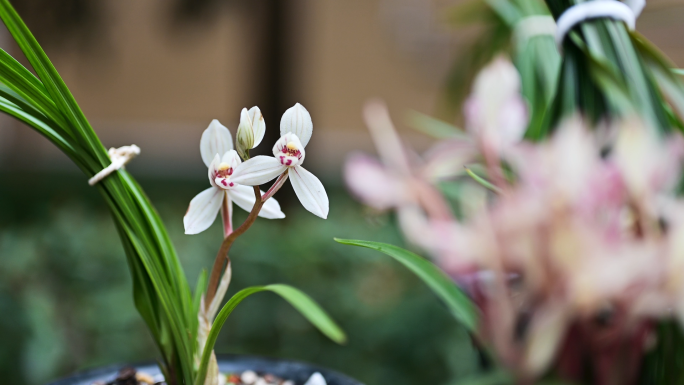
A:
236;106;266;160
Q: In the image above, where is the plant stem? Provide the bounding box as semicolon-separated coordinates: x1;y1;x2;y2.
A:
464;167;502;194
205;186;263;306
262;171;289;202
481;141;508;192
205;171;290;307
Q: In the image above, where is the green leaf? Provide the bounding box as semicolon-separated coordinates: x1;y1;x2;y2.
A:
267;284;347;344
0;47;71;135
194;284;346;385
0;91;74;156
333;239;478;331
632;32;684;130
640;321;684;384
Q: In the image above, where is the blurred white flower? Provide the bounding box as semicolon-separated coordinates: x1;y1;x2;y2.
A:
184;119;285;235
612;119;684;201
464;56;528;155
231;103;329;219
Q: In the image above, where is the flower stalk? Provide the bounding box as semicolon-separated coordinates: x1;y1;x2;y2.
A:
262;171;290;202
204;170;291;308
205;186;264;307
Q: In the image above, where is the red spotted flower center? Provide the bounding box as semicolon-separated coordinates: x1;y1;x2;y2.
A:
278;142;302;166
215;163;236;188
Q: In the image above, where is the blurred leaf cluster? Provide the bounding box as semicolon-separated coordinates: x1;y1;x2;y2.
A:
440;0;560;133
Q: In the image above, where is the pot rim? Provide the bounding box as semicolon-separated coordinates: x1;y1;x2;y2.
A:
47;353;364;385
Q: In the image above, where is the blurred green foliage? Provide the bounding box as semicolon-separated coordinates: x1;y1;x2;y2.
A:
0;172;480;385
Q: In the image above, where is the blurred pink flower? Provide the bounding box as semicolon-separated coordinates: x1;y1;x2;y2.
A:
344;100;456;253
438;118;684;382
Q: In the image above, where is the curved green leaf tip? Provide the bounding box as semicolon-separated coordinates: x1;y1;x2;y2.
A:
266;284;347;344
334;238;478;332
194;284;346;385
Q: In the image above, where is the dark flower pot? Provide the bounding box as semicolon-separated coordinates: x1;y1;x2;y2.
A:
47;354;364;385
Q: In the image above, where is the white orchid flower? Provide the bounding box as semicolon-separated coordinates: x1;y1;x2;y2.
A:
236;106;266;159
184;119;285;236
231;103;329;219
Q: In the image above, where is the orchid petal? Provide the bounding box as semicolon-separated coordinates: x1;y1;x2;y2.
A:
207;154;221;188
344;152;406;210
464;57;527;152
259;195;286;219
363;100;412;174
221;149;242;169
228;184;285;219
248;106;266;148
524;304;569;376
280;103;313;147
200;119;233;167
290;165;329;219
230;156;287;185
184;187;224;234
421;139;477;181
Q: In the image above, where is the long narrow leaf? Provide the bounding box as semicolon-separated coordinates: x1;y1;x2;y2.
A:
0;93;81;161
334;238;478;331
194;284;346;385
0;0;108;165
0;4;196;384
0;47;71;135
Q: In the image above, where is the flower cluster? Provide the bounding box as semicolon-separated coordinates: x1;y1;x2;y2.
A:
185;103;329;237
345;57;684;383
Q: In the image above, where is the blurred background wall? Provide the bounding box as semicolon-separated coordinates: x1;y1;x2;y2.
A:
1;1;684;385
0;0;473;177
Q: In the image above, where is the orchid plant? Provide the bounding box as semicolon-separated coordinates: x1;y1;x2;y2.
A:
184;104;338;385
338;50;684;384
0;2;345;385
